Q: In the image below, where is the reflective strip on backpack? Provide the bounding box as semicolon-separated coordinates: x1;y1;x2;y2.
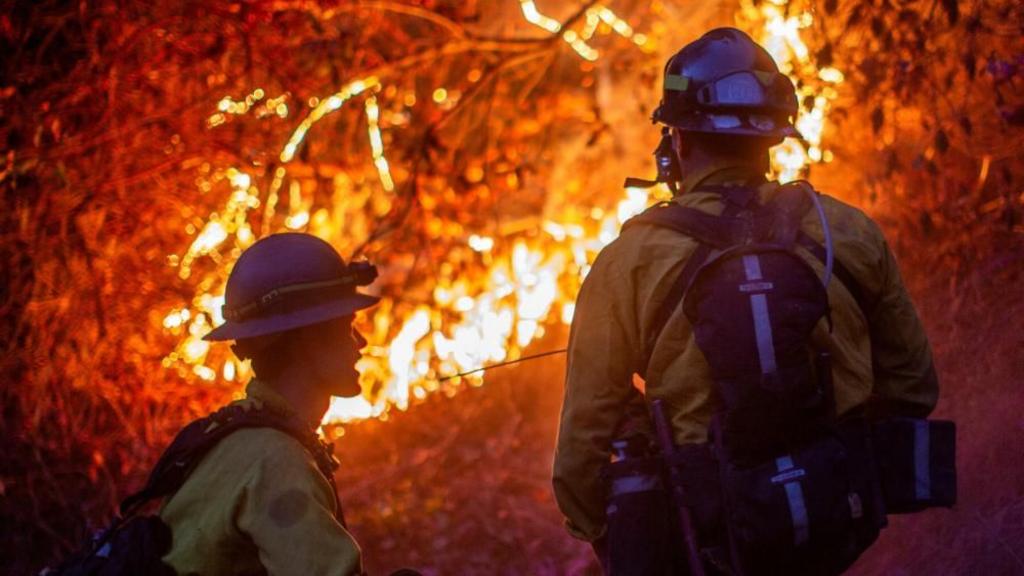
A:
742;255;778;374
915;420;931;501
775;455;810;546
611;474;662;496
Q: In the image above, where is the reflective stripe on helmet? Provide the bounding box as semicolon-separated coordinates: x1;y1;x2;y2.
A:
706;72;767;106
664;74;689;92
708;114;743;130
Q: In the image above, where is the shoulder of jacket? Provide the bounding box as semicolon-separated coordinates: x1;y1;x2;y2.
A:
813;190;868;217
821;194;887;241
214;426;316;467
783;182;884;238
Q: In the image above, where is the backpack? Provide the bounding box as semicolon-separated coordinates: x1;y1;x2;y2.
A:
615;181;887;575
48;402;342;576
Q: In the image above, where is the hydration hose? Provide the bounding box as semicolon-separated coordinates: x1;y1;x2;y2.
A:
802;183;834;288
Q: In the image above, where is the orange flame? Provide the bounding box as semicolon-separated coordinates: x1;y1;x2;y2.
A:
738;0;843;182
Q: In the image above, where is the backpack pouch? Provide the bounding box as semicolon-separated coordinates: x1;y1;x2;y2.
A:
721;427;884;576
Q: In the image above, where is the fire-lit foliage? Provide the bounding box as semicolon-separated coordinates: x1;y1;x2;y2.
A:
793;0;1024;255
1;0;1022;573
154;2;665;424
160;0;852;426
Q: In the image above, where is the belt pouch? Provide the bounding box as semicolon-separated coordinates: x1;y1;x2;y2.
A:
603;457;674;576
871;418;957;513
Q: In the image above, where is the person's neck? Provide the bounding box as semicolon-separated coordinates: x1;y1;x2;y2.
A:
266;369;330;427
678;156;768;195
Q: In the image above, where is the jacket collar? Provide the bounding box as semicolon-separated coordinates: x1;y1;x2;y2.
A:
679;165;767;196
244;379;305;423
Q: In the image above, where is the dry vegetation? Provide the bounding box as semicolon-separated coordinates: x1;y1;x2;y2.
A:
1;0;1022;574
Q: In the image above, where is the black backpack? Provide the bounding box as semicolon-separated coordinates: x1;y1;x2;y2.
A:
617;181;887;575
49;403;342;576
604;181;956;576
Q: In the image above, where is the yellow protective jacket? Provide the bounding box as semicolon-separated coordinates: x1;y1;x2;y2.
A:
160;380;363;576
552;167;939;542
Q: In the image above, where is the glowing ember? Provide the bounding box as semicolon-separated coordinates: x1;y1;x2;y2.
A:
208;89;289;127
280;77;381;164
364;95;395;193
519;1;562;34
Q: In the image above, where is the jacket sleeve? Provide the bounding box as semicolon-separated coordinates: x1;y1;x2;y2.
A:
553;249;641;542
865;225;939;418
236;433;363;576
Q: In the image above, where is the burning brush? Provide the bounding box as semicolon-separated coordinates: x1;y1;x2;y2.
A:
161;0;841;426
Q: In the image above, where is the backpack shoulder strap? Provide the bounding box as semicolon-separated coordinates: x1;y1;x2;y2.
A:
777;181;871;314
120;403;342;521
622;202;742;249
794;232;870;315
629;190;756;376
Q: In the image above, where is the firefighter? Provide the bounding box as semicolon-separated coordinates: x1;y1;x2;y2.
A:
159;232;379;576
552;28;939;573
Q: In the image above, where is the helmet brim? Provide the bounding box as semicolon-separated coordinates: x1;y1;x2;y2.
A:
677;123;801;140
657;108;801;140
203;292;380;341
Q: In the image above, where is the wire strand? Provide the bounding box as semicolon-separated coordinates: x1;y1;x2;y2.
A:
436;348;567;381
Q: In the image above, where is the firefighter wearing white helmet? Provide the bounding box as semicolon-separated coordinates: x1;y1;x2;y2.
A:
160;233;379;576
553;28;940;575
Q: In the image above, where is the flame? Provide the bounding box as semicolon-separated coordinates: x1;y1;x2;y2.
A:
385;308;431;411
364;95;395;192
519;1;649;61
738;0;843;182
280;77;380;164
208;89;289;127
164;3;838;425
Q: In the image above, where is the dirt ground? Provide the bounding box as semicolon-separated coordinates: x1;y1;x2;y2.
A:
334;231;1024;576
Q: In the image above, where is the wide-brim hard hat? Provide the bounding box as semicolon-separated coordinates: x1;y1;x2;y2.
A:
204;233;380;342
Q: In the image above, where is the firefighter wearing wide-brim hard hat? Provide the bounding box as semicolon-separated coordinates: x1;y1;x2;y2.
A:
160;232;379;576
553;27;941;575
